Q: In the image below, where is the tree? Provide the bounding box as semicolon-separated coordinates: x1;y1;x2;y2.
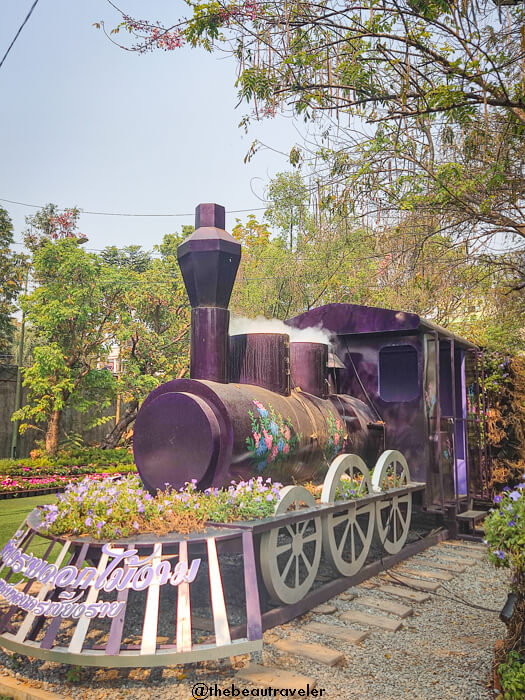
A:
230;170;516;352
101;245;153;273
265;171;310;250
13;207;127;454
24;204;84;247
104;1;525;283
0;207;25;358
99;233;191;449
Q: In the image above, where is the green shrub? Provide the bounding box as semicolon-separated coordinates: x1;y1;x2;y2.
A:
0;447;134;473
498;651;525;700
51;447;134;466
484;482;525;574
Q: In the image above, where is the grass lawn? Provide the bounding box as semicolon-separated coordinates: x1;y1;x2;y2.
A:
0;494;57;562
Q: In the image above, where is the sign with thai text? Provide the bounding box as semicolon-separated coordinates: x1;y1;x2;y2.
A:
0;530;201;620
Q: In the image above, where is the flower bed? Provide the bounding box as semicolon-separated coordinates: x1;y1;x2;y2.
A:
0;448;137;497
485;474;525;698
485;481;525;571
0;472;125;496
303;475;366;501
40;475;282;539
0;464;136;497
0;463;135;478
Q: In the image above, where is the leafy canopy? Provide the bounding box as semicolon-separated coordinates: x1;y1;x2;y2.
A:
0;207;26;357
103;1;525;285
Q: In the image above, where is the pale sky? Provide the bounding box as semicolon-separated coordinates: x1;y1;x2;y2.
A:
0;0;299;254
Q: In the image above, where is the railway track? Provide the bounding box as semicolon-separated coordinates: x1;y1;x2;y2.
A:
235;538;501;699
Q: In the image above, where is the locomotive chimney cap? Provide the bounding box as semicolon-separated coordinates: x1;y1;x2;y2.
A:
195;203;225;230
177;202;241;309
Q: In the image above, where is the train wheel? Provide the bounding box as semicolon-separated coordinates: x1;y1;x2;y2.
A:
320;453;375;576
371;450;412;554
260;485;322;605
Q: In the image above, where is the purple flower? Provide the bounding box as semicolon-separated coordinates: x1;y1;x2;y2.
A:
133;521;139;530
84;516;93;527
494;494;503;504
138;503;145;513
503;486;511;492
493;549;506;560
509;491;521;501
508;520;516;527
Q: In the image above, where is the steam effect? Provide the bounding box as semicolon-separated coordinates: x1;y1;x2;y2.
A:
229;315;332;346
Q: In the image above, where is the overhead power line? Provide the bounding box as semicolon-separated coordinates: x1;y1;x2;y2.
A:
0;0;41;70
0;197;267;217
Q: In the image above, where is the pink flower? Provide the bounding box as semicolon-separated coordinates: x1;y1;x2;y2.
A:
283;444;289;454
283;426;291;440
265;435;273;450
254;432;261;447
334;433;339;445
271;446;278;458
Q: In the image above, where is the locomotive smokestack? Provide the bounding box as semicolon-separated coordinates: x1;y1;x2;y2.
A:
177;203;241;382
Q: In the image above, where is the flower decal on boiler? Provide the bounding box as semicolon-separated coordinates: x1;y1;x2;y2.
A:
324;411;346;461
246;400;299;471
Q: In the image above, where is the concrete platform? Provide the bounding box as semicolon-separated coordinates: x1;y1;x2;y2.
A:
377;584;431;603
237;663;317;691
340;609;403;632
398;567;454;581
273;638;345;666
414;558;466;574
384;573;441;592
303;621;369;644
355;595;413;618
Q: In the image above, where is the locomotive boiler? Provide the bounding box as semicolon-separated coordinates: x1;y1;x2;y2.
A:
133;203;381;493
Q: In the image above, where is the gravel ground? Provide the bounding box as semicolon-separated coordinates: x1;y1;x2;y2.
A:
0;540;508;700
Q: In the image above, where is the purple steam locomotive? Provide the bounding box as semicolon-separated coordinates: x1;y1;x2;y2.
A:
134;203;489;519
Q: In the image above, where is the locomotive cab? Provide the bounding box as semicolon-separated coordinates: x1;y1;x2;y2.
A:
288;304;488;518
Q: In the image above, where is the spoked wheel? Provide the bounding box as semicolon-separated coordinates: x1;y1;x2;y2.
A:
320;453;375;576
371;450;412;554
260;485;322;605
